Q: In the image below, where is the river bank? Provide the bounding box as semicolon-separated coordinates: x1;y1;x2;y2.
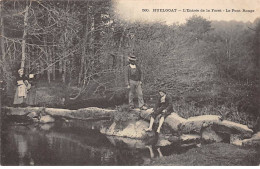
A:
2;118;259;166
148;142;260;166
2;105;260;166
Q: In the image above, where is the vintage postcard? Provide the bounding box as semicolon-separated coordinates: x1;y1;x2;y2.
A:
0;0;260;166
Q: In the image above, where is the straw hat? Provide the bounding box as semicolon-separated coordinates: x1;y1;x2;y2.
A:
18;69;23;73
128;55;137;61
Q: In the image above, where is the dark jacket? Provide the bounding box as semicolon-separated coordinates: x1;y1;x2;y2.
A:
16;75;28;86
125;64;143;86
155;94;173;113
28;75;38;87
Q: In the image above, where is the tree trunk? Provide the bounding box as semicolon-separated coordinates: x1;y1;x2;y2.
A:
78;46;85;85
0;1;5;62
49;48;52;83
43;38;51;83
93;3;101;56
40;60;44;75
78;11;89;85
47;69;51;83
62;58;66;83
0;80;1;165
69;60;72;83
21;5;29;70
59;58;63;77
93;2;102;71
62;27;68;84
52;57;56;81
0;1;2;158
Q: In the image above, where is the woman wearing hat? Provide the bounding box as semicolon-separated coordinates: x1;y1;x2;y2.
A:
125;55;147;110
13;69;29;107
145;89;173;133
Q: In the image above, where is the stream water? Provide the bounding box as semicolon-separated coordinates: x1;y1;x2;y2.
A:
1;118;197;166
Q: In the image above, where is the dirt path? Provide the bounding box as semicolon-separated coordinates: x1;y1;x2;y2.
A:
148;143;259;166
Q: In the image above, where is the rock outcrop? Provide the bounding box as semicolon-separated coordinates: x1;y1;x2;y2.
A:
212;120;253;139
3;106;256;148
140;109;186;133
3;106;116;120
164;113;187;132
100;120;155;139
241;132;260;147
156;134;174;146
39;115;55;123
201;126;225;143
180;115;222;134
139;110;254;146
139;108;154;121
232;132;260;147
180;134;201;144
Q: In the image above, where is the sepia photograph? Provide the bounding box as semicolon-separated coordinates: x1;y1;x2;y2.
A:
0;0;260;166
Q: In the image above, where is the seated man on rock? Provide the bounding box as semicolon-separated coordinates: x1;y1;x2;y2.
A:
145;89;173;133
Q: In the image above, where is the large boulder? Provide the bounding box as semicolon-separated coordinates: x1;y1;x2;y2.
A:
140;108;154;121
212;120;253;139
27;111;38;118
180;115;221;134
164;113;187;132
180;134;201;144
100;120;155;139
201;126;225;143
140;109;186;133
156;134;172;146
168;135;180;143
39;115;55;123
241;132;260;147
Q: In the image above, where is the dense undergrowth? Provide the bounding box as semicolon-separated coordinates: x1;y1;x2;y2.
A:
1;13;259;131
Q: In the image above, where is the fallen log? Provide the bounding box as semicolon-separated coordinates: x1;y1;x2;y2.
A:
212;120;253;139
180;115;222;134
3;106;117;120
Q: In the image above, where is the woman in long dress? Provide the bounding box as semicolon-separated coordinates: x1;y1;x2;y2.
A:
13;69;29;107
26;74;38;106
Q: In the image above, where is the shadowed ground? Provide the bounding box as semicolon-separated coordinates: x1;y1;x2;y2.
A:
149;142;259;166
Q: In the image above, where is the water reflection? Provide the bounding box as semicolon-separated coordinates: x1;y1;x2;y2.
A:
1;120;195;166
13;134;28;165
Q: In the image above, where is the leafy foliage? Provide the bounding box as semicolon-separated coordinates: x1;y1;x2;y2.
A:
0;1;259;125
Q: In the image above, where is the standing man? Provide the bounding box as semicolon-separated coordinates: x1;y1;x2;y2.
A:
125;55;147;110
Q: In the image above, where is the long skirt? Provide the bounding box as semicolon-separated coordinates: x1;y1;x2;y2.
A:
26;86;37;106
13;87;26;105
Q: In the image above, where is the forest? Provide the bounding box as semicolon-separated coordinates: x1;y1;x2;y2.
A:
0;0;259;128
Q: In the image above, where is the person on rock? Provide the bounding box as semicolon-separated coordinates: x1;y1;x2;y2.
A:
125;54;147;110
145;89;173;133
13;68;29;107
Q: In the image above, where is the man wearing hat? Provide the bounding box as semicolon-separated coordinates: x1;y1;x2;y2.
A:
125;55;147;110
